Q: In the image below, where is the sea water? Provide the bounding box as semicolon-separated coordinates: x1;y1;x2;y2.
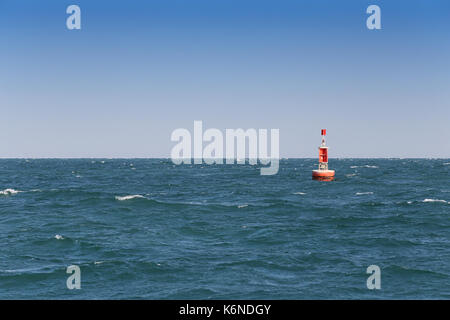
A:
0;159;449;299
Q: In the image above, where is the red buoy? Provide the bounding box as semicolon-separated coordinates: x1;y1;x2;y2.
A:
312;129;335;181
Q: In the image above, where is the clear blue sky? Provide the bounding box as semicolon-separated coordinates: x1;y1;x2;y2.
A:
1;0;449;158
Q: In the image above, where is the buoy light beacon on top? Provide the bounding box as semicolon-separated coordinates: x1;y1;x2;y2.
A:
312;129;335;181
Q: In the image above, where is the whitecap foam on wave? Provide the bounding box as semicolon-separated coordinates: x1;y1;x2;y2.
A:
115;194;145;201
423;198;448;204
54;234;64;240
237;204;248;208
293;192;306;195
356;192;374;195
0;188;22;195
350;165;378;169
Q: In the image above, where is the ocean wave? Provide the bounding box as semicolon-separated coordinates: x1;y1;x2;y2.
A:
350;165;378;169
0;265;61;275
356;192;374;195
423;198;448;204
113;195;265;209
0;188;22;195
386;265;449;277
115;195;145;201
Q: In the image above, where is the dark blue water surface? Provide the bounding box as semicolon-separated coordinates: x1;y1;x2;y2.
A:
0;159;449;299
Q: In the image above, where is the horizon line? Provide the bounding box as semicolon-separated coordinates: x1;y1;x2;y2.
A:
0;157;449;160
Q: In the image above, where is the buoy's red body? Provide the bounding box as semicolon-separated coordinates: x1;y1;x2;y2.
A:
318;147;328;163
312;129;335;181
